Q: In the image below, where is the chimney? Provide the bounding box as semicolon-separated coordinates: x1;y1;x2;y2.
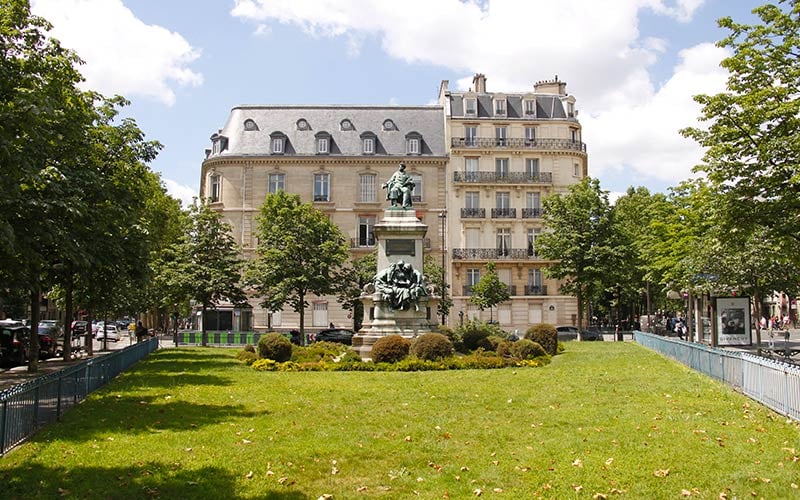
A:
472;73;487;93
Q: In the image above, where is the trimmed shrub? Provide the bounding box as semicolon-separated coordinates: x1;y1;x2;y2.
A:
511;339;547;360
236;350;258;365
524;323;558;355
411;333;454;361
292;341;348;363
495;339;514;357
252;358;278;371
438;325;464;353
243;344;256;353
371;335;411;363
258;332;293;362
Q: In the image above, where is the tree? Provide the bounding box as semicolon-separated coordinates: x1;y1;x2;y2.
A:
333;251;376;331
248;191;349;341
536;178;623;331
469;262;510;323
423;254;452;322
181;201;247;346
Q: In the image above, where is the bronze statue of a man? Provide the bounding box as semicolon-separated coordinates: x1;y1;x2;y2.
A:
382;163;415;208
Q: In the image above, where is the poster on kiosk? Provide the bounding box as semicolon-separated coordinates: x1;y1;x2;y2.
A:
716;296;752;346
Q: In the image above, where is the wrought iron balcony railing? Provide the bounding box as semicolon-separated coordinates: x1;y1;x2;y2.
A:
524;285;548;296
460;208;486;218
491;208;516;219
453;171;553;184
452;137;586;152
452;248;542;260
521;208;542;218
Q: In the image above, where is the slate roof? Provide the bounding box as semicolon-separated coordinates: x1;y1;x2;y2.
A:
208;105;446;159
449;93;568;120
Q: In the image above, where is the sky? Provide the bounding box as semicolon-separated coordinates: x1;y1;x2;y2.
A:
28;0;764;206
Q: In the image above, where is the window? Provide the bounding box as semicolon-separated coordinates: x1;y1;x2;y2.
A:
243;119;259;131
465;192;480;209
465;98;476;116
407;137;420;154
312;302;328;327
271;137;284;154
495;158;509;178
410;173;422;202
209;174;220;202
363;137;375;154
340;119;354;131
526;192;541;210
527;228;541;256
358;216;376;246
525;127;536;143
296;119;310;130
466;268;481;286
524;100;536;116
268;173;285;194
496;228;511;256
495;126;507;146
314;173;330;202
317;137;329;154
573;163;581;177
359;173;377;202
567;102;575;117
465;157;479;179
571;128;579;141
465;125;477;146
496;192;510;210
528;268;542;287
382;119;396;131
525;158;540;178
494;98;506;116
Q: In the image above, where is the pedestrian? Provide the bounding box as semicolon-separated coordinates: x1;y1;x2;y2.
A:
135;321;147;342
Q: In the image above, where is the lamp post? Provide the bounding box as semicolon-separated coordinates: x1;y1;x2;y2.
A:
438;210;447;325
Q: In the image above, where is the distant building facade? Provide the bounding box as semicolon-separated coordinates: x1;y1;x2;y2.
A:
199;105;447;332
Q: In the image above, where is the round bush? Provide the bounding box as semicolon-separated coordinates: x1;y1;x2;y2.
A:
243;343;256;353
495;339;514;357
411;333;454;361
236;350;258;365
371;335;411;363
258;333;293;362
512;339;547;360
524;323;558;356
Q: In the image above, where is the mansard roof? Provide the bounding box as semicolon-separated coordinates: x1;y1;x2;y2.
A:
448;93;570;120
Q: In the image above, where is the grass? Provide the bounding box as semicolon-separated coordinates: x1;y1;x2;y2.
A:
1;343;798;499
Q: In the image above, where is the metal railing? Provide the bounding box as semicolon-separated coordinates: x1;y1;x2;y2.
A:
634;331;800;422
452;248;542;260
521;208;542;218
460;208;486;218
523;285;548;296
0;338;158;455
453;171;553;184
491;208;516;219
451;137;586;152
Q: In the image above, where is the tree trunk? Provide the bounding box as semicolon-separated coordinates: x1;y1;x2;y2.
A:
28;287;40;373
201;303;208;347
576;287;584;341
85;309;94;357
63;273;73;360
299;291;306;346
753;285;762;355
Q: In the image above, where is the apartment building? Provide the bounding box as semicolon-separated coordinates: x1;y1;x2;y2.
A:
199;105;447;332
439;74;586;331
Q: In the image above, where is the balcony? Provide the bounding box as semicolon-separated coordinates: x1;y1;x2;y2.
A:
350;237;375;248
491;208;516;219
453;171;553;184
461;208;486;219
524;285;548;296
506;285;517;296
452;248;541;260
451;137;586;152
521;208;542;218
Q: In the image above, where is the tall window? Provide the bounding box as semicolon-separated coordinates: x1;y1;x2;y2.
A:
571;128;579;141
407;137;420;154
525;158;540;178
410;173;422;202
495;126;507;146
465;192;479;209
465;126;477;146
525;127;536;143
495;158;509;178
466;268;481;287
209;174;220;202
358;216;375;246
363;137;375;154
316;137;329;154
465;98;476;116
268;173;285;194
496;192;510;209
465;157;479;180
527;228;541;256
528;268;543;287
496;228;511;256
574;163;581;177
524;100;536;116
526;192;541;210
359;173;377;202
271;137;284;154
314;173;330;202
494;98;506;116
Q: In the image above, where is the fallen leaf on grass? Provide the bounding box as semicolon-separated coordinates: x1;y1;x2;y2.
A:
357;486;368;492
245;471;253;479
572;458;583;467
605;458;614;466
331;466;339;475
473;488;482;496
654;469;670;477
573;485;583;492
493;488;503;493
593;494;607;499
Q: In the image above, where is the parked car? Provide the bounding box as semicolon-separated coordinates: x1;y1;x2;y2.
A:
556;326;579;341
580;329;603;341
96;324;120;342
1;323;30;367
71;320;88;336
314;328;355;345
38;320;62;338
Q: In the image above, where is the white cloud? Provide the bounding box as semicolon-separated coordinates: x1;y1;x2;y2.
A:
162;178;198;208
31;0;202;106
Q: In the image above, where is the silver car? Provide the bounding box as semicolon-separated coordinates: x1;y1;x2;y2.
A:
96;324;119;342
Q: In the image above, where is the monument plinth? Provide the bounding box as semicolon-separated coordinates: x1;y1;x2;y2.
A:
352;208;441;359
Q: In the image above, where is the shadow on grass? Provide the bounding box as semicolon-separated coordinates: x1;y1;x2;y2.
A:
0;463;310;499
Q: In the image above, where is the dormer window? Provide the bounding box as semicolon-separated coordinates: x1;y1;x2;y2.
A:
340;119;354;131
243;119;259;131
567;102;575;117
494;98;506;116
524;99;536;116
269;132;286;154
210;133;228;155
296;118;310;131
382;119;396;131
315;132;331;154
405;132;422;155
360;131;377;155
465;98;476;116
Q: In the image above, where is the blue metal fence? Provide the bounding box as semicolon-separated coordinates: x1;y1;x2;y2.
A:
0;337;158;455
634;331;800;422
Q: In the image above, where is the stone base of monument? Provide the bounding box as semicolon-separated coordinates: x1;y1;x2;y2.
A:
352;293;440;360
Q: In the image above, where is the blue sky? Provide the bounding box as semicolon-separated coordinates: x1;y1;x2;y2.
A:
30;0;764;206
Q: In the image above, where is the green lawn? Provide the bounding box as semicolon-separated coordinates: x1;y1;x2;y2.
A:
1;343;798;499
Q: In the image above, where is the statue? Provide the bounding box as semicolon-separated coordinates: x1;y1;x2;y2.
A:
373;260;428;311
382;163;415;208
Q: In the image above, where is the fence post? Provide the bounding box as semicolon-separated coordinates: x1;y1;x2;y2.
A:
1;400;7;455
56;374;63;420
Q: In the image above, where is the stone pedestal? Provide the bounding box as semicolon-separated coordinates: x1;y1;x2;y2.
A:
352;209;440;360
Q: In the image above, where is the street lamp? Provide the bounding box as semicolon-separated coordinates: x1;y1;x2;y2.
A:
438;210;447;325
